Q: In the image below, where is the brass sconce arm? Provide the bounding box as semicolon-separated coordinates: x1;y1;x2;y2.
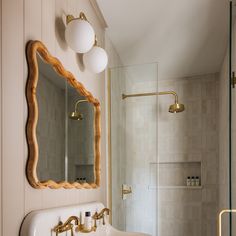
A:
66;12;88;25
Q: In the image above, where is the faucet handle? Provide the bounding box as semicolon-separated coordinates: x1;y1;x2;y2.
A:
105;208;110;215
102;215;105;225
53;221;63;232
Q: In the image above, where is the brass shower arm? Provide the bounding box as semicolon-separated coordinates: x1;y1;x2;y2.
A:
122;91;178;103
74;99;88;111
157;91;178;103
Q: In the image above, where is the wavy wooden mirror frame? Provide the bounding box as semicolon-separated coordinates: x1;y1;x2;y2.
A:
26;40;101;189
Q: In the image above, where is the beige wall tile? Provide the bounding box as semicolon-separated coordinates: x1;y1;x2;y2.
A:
158;74;219;236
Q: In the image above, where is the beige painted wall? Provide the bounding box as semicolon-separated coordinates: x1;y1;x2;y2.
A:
1;0;109;235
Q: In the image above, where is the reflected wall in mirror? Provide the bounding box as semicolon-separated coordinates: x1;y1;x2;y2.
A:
26;40;101;189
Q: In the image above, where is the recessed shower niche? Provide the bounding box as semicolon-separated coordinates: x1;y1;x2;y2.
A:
26;41;101;189
149;161;202;189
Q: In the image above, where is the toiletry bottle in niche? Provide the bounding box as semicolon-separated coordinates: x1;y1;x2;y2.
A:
191;176;195;186
84;211;92;231
186;176;191;186
195;176;200;186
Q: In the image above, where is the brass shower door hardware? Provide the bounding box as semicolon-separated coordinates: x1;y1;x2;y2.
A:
232;72;236;88
93;208;110;227
122;184;132;200
122;90;185;113
218;209;236;236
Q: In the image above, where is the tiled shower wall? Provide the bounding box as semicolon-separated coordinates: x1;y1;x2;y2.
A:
68;92;95;183
36;71;95;183
158;74;219;236
110;64;158;235
218;51;230;236
124;81;158;235
37;72;65;181
110;67;126;230
111;67;219;236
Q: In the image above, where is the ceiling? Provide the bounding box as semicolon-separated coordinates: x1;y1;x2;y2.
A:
97;0;229;79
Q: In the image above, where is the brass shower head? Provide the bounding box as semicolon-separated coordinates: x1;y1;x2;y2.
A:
69;99;87;121
169;103;185;113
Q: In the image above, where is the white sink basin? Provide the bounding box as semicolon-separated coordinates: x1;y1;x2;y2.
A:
89;224;150;236
104;224;150;236
20;202;151;236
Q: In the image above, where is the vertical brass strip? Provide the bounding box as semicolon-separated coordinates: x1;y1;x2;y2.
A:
107;68;112;224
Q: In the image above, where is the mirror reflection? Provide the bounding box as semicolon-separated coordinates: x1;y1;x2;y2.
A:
36;55;95;183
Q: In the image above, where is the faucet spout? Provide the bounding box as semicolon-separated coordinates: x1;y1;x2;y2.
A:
93;208;110;226
53;216;80;235
94;208;110;219
63;216;80;226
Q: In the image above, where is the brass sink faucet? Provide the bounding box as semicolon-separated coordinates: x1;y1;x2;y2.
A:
53;214;97;235
53;216;79;236
53;210;111;235
93;208;110;227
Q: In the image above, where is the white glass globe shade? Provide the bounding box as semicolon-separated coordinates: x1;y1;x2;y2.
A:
83;46;108;73
65;19;95;53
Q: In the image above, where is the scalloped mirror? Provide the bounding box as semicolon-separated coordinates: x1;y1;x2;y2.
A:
26;40;101;189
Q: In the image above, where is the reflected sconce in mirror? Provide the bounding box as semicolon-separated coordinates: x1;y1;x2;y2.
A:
65;12;108;74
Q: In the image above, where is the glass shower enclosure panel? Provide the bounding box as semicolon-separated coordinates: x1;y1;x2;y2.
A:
230;1;236;236
109;63;158;236
219;2;236;236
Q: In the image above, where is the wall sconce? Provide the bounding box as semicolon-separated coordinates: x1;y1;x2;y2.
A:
65;12;108;74
65;12;95;53
83;37;108;74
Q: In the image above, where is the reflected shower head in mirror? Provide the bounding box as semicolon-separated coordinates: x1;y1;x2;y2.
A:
69;111;84;120
69;99;88;120
122;91;185;113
